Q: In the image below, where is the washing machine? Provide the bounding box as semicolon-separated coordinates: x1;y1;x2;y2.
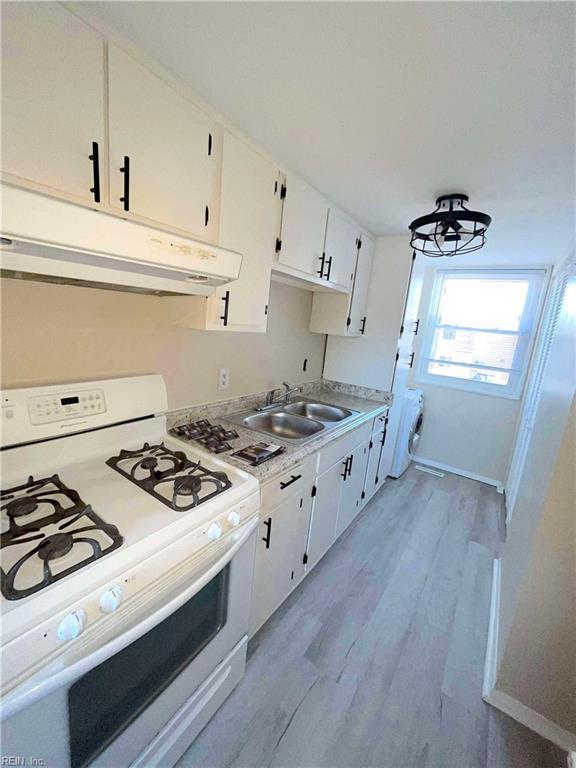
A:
389;388;424;478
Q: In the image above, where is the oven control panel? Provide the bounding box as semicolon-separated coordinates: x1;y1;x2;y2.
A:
27;388;107;425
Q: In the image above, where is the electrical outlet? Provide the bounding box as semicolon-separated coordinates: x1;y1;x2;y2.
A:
218;368;230;390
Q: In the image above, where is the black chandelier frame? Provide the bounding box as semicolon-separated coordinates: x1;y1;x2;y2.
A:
409;194;492;257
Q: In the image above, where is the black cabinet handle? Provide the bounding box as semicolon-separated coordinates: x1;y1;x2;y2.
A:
341;455;351;480
89;141;100;203
205;205;210;227
409;352;415;368
119;156;130;211
325;256;333;281
348;453;354;476
220;290;230;326
413;319;420;335
262;517;272;549
280;474;302;490
317;253;326;278
360;316;366;335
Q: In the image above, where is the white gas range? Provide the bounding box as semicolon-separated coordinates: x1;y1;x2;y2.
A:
0;375;260;768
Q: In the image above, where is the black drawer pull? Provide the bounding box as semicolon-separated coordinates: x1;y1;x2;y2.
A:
413;319;420;335
409;352;415;368
220;290;230;326
341;456;351;480
280;474;301;490
89;141;100;203
119;156;130;211
262;517;272;549
325;256;333;281
360;316;366;335
317;253;326;278
348;453;354;476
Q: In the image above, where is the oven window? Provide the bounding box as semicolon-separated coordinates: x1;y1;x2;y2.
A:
68;565;229;768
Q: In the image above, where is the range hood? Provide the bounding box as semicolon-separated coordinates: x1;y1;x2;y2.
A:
0;186;243;296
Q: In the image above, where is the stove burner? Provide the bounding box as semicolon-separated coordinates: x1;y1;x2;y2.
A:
106;442;233;512
0;475;124;601
140;457;158;470
37;532;74;561
174;476;202;497
6;497;38;518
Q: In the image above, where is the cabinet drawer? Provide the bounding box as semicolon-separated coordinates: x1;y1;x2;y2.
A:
261;456;315;511
372;409;389;436
317;421;371;475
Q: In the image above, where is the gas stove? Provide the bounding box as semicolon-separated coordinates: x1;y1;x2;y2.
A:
0;374;259;649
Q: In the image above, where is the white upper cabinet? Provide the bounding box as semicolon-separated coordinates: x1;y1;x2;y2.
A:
276;173;329;277
185;132;281;333
107;45;218;241
323;208;359;290
1;3;105;204
309;232;375;336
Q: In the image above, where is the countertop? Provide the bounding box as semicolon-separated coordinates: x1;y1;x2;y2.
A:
167;380;391;484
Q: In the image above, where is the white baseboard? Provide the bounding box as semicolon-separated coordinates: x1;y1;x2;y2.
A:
412;455;504;492
483;557;501;697
568;751;576;768
485;688;576;754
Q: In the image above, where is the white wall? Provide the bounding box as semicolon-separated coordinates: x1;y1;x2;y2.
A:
408;264;526;485
496;397;576;734
0;278;325;410
323;236;414;390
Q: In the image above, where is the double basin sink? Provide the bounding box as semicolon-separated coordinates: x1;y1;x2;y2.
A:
225;398;360;445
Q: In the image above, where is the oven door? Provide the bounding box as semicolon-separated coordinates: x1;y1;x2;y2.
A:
1;518;257;768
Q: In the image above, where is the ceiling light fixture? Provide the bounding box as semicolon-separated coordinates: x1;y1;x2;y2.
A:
409;193;491;257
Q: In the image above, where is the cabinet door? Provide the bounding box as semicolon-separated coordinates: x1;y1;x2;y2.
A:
108;45;217;240
336;441;370;537
306;459;346;569
207;133;281;331
1;3;105;203
249;493;311;636
364;428;385;504
278;173;329;276
348;233;375;336
324;208;359;290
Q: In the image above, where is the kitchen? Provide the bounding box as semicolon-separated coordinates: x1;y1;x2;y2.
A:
1;3;575;768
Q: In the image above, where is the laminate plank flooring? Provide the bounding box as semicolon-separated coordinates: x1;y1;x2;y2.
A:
178;467;566;768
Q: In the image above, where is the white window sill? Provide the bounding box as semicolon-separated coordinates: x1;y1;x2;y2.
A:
413;373;523;400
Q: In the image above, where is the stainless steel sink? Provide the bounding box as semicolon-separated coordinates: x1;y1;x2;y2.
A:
284;401;353;422
243;412;324;440
225;396;361;445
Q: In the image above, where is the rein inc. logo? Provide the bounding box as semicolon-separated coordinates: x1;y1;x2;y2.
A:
0;758;45;766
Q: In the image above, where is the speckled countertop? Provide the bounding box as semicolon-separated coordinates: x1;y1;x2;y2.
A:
167;379;392;483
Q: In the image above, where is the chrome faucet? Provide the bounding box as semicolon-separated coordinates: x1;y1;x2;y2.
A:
258;382;303;411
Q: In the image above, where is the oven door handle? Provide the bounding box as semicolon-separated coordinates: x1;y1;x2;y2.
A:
0;517;258;722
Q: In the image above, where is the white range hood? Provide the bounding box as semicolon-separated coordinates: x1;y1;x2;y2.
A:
0;186;243;296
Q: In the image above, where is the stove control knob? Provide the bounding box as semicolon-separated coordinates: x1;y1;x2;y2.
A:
57;609;87;642
207;522;222;541
227;511;241;527
99;585;123;614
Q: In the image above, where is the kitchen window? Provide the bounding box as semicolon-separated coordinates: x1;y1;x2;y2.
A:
417;268;549;398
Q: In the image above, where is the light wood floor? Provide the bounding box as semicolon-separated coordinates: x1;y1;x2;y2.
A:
178;466;567;768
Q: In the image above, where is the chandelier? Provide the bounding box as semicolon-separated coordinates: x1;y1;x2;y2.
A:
409;194;491;257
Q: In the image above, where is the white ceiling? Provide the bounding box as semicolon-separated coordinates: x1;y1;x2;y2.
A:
90;1;575;264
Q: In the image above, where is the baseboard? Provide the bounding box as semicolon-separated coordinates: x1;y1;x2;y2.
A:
483;557;501;697
412;455;504;492
485;688;576;753
568;751;576;768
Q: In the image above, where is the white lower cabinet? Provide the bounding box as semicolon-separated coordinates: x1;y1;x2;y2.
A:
249;421;376;636
335;440;370;537
362;413;391;505
249;479;313;636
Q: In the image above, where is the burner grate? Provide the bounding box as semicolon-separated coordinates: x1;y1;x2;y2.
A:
0;475;123;601
106;442;232;512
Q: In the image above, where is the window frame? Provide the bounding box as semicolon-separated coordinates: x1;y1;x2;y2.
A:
415;267;550;400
